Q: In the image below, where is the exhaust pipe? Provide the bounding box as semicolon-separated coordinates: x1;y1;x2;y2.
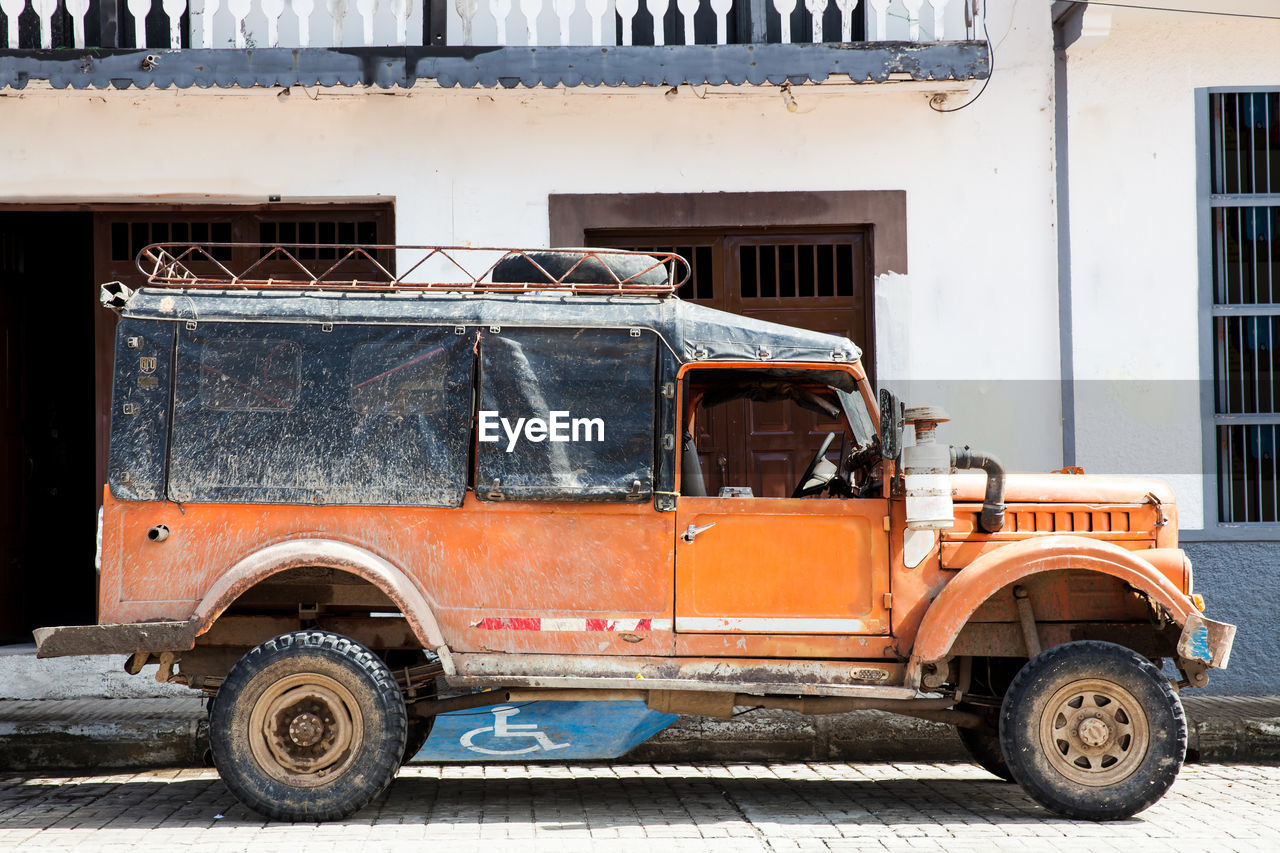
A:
951;447;1005;533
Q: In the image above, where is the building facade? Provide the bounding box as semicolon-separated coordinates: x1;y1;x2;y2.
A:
0;0;1275;693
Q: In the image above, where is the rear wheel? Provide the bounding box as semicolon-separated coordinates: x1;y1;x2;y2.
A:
999;641;1186;821
382;650;438;764
209;631;407;822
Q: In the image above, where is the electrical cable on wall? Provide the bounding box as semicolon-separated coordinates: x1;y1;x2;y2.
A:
930;2;994;114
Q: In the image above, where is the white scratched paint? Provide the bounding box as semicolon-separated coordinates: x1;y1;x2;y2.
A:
675;617;868;633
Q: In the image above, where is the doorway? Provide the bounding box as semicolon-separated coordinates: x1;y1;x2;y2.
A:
0;212;97;642
0;203;396;643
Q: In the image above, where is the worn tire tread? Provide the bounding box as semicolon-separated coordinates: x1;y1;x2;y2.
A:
999;640;1186;821
210;630;407;822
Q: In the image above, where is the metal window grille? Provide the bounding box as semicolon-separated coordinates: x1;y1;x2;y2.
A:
1211;91;1280;522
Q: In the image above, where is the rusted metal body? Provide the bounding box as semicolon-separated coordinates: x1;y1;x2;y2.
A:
37;245;1236;721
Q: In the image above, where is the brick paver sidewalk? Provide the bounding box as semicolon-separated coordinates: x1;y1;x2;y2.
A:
2;762;1278;852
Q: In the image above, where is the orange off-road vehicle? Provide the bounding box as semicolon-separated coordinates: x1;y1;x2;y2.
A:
36;244;1235;823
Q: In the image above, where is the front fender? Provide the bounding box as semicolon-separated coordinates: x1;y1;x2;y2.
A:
907;536;1206;682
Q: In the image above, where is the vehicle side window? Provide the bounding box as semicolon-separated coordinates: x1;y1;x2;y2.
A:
167;322;473;507
476;328;656;501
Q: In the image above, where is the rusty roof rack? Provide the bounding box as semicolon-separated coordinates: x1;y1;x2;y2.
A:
136;243;688;296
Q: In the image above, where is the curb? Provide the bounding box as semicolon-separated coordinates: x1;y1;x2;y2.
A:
1;694;1277;772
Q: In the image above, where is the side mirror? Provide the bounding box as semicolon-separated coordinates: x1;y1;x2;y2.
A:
879;388;904;461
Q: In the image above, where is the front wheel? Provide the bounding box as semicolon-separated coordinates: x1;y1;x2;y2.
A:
210;631;407;822
955;714;1014;783
999;641;1186;821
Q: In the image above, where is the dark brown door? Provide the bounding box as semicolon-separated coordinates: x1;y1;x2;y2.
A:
587;229;873;497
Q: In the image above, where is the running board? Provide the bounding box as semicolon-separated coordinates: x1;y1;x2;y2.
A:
446;653;915;699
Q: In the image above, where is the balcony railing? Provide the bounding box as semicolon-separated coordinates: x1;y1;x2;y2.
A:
1;0;978;50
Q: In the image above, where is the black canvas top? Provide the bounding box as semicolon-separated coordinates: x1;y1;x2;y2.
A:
118;288;863;366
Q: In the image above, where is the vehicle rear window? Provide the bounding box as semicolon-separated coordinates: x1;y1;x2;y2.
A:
199;339;301;411
168;322;473;507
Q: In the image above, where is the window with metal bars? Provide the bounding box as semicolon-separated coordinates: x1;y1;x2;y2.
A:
1210;90;1280;523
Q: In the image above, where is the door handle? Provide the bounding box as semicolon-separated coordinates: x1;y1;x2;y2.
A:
681;522;716;542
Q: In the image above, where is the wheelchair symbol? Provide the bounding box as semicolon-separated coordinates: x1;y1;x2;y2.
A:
459;705;571;756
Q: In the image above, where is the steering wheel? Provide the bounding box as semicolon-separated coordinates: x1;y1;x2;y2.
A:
791;432;837;498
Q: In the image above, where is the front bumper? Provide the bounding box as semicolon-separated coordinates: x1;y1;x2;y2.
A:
1176;611;1236;669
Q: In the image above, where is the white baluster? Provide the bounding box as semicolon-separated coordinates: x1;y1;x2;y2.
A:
327;0;347;45
391;0;409;43
0;0;23;48
676;0;696;44
645;0;667;44
456;0;477;44
553;0;573;44
902;0;921;40
867;0;886;40
709;0;729;43
490;0;511;44
615;0;636;45
260;0;284;45
772;0;794;43
292;0;314;44
833;0;855;41
929;0;947;39
33;0;58;47
519;0;540;44
805;0;825;41
584;0;605;43
356;0;376;44
200;0;221;46
227;0;250;46
127;0;152;47
162;0;186;46
66;0;90;46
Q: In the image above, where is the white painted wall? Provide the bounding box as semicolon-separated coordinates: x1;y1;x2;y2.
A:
1063;8;1280;530
0;0;1060;470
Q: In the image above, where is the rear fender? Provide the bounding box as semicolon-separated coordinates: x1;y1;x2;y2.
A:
192;538;455;675
906;536;1199;688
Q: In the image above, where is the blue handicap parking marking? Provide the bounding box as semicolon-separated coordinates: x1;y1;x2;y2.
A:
414;700;679;762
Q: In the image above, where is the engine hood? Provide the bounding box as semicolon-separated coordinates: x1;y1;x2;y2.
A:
951;472;1176;506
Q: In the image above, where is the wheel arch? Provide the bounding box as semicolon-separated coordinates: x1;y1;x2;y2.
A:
192;538;454;674
908;536;1195;684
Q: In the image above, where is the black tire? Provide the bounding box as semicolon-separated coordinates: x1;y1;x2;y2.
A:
491;249;671;286
999;641;1186;821
209;631;407;822
956;717;1015;783
402;714;435;764
382;649;438;765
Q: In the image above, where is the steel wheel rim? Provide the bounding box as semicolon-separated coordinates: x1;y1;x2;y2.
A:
1038;677;1149;787
248;672;364;787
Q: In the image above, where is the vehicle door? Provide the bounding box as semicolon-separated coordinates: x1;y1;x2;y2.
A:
673;364;891;642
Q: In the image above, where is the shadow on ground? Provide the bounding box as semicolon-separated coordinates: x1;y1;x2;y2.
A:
0;766;1123;831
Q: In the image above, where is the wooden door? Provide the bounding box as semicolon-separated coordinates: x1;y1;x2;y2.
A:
587;229;873;497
